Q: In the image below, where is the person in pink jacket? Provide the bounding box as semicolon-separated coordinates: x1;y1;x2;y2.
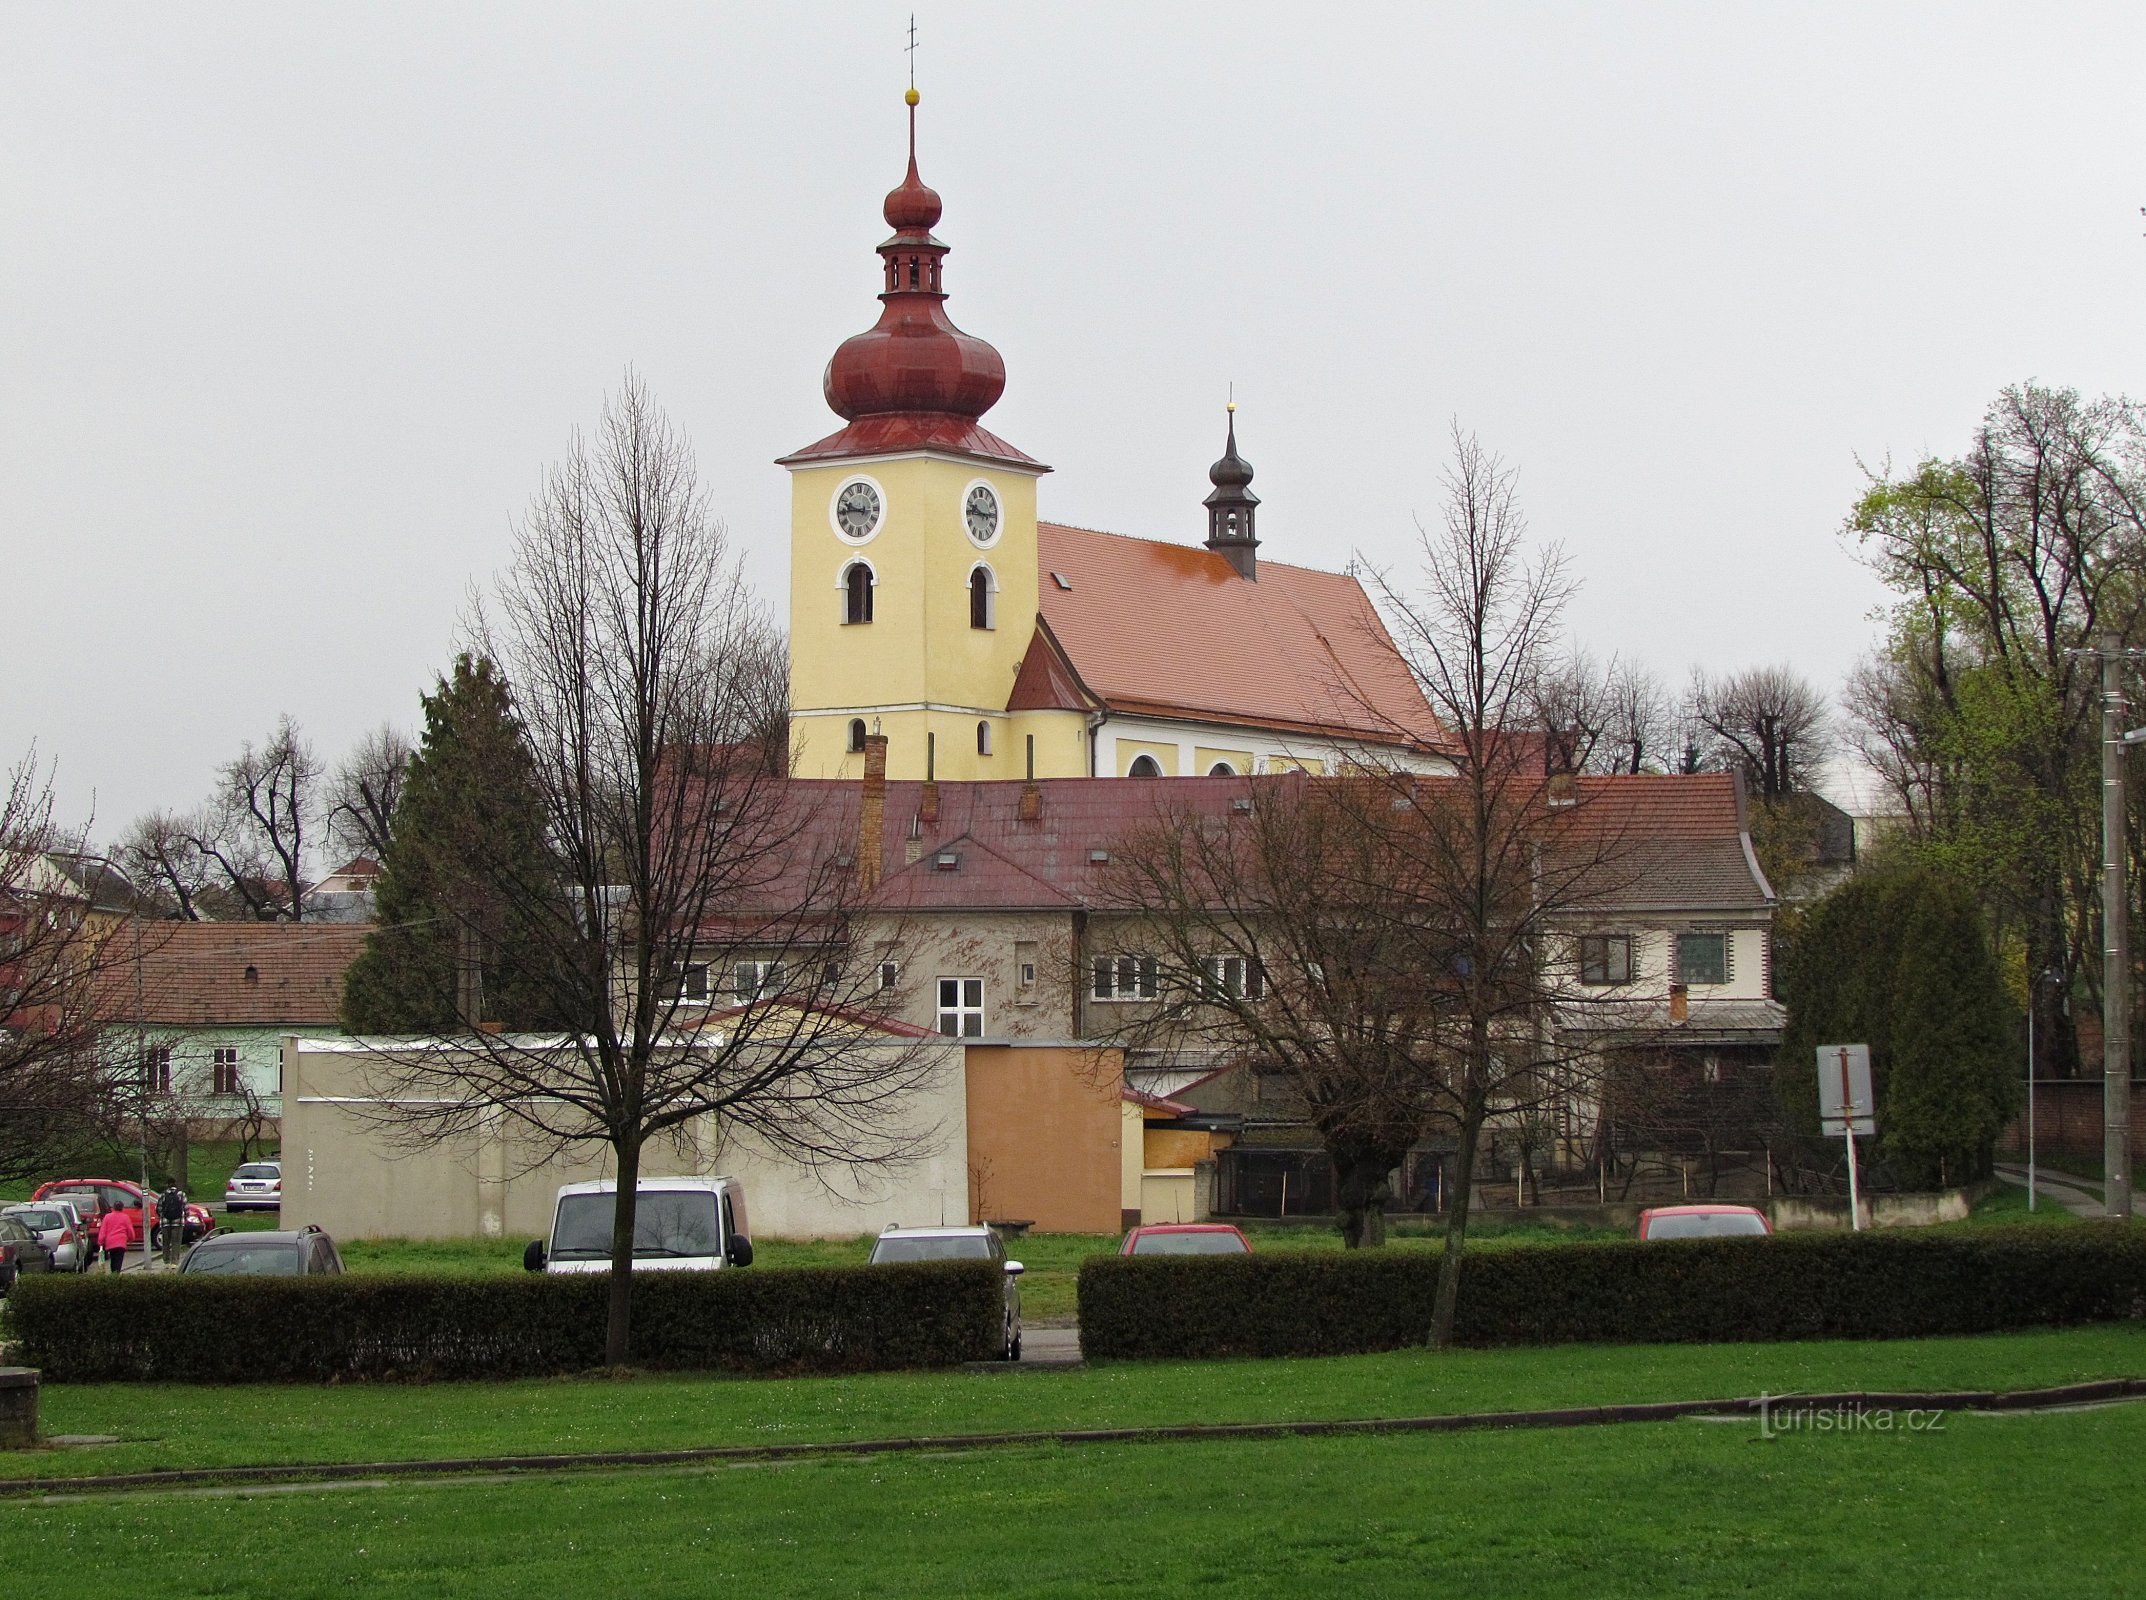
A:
96;1204;133;1274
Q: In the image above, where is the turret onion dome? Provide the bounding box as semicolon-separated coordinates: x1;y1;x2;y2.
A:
821;92;1007;423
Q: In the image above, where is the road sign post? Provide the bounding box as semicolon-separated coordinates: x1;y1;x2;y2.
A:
1816;1044;1875;1231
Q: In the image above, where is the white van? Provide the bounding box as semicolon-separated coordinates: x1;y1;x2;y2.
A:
523;1176;753;1274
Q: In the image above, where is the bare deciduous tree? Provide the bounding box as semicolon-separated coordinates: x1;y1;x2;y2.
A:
0;751;135;1180
325;724;413;864
1365;425;1636;1345
116;811;216;921
355;376;937;1364
1689;664;1831;800
1598;661;1673;775
188;716;321;921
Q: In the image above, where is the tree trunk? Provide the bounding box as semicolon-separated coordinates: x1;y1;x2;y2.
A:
1430;1098;1485;1348
1333;1147;1397;1248
605;1132;642;1367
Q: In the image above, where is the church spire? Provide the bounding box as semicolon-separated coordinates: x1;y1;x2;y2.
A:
1203;400;1261;580
820;88;1007;425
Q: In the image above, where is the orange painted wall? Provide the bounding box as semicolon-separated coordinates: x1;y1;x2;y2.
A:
965;1044;1124;1234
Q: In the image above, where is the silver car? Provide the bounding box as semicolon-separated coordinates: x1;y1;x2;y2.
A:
2;1201;92;1273
224;1161;283;1213
867;1224;1024;1361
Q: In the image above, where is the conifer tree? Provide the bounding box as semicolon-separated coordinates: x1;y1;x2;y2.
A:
1883;880;2020;1186
1777;865;2019;1185
340;654;562;1032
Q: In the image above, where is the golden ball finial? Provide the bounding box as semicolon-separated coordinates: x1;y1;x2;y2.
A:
905;87;920;106
1226;399;1237;413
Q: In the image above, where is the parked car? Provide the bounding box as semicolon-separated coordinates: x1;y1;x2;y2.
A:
2;1201;92;1273
523;1176;754;1275
1120;1223;1253;1257
31;1178;214;1249
867;1224;1024;1360
0;1214;59;1294
223;1161;283;1213
1636;1204;1773;1240
180;1224;344;1276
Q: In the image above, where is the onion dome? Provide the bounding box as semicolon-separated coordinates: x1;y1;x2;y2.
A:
822;91;1007;423
1203;403;1261;580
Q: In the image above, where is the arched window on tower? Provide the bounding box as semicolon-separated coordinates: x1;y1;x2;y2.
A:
1127;755;1163;778
848;719;868;754
969;565;996;630
843;562;874;625
976;721;992;756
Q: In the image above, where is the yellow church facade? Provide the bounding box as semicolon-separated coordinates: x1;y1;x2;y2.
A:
782;93;1445;784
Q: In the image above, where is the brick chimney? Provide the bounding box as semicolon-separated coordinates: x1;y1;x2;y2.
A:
858;734;888;893
1019;782;1042;821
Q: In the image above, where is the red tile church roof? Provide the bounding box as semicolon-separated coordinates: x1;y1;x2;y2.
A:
1028;524;1439;746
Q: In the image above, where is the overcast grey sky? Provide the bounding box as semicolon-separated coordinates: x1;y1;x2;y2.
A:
4;3;2141;835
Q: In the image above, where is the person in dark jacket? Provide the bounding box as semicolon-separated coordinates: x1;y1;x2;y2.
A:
156;1184;188;1266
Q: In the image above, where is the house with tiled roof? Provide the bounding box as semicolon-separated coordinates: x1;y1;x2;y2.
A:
668;757;1781;1222
93;922;369;1125
780;92;1446;786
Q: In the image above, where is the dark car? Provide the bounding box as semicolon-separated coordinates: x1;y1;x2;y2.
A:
0;1214;59;1294
1120;1223;1253;1257
179;1225;345;1277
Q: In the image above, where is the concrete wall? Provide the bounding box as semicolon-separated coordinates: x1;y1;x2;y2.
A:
1139;1169;1197;1224
281;1034;969;1243
962;1043;1124;1234
1769;1187;1974;1232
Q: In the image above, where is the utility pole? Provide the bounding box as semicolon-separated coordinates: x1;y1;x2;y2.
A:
2097;640;2135;1219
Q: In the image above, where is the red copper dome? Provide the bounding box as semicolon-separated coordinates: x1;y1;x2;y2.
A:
821;95;1006;424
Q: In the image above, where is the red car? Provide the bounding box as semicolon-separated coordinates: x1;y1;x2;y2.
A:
1119;1223;1253;1257
1636;1204;1772;1240
32;1178;214;1250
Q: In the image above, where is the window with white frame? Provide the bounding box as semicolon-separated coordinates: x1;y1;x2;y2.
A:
877;959;900;992
140;1045;171;1095
1090;953;1158;1002
659;962;711;1004
732;961;786;1000
1204;954;1265;1001
212;1047;243;1096
1578;935;1633;986
936;977;985;1038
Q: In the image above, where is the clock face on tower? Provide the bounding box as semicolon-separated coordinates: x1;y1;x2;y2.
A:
964;482;1000;546
833;479;883;542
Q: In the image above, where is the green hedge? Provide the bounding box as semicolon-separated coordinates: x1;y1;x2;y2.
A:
1077;1226;2146;1361
10;1261;1001;1383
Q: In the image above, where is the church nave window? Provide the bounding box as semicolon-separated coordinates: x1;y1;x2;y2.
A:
843;562;875;625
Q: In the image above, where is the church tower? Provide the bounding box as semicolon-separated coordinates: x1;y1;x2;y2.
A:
1203;403;1260;580
779;90;1050;781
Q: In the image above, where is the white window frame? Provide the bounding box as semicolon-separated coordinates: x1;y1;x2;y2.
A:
1091;954;1159;1002
141;1045;172;1095
211;1046;243;1097
936;976;985;1038
732;960;786;1001
877;960;901;993
1204;954;1266;1002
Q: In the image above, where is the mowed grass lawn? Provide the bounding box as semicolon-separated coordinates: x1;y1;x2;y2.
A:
6;1403;2142;1598
10;1323;2144;1483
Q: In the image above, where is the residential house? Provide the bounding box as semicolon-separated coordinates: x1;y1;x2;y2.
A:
95;922;369;1129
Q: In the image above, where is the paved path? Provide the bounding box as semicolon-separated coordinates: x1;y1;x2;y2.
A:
1019;1326;1081;1366
1993;1165;2107;1219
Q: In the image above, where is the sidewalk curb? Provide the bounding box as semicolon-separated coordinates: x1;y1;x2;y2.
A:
5;1378;2144;1500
